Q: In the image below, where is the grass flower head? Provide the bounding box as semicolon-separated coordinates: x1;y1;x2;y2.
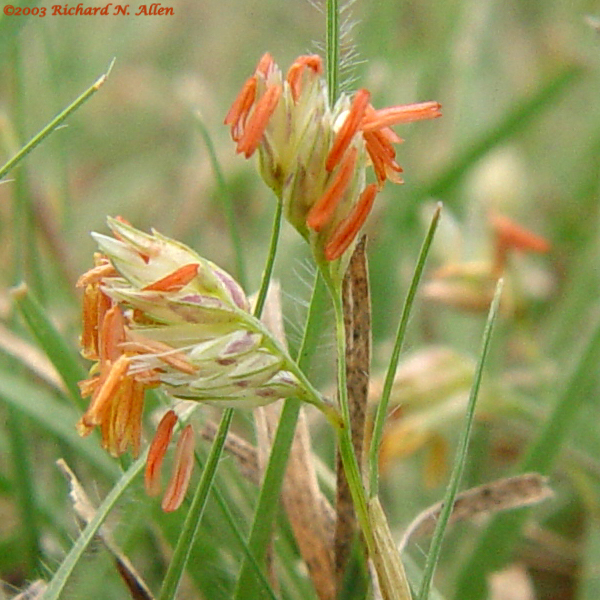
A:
225;52;441;275
76;217;309;508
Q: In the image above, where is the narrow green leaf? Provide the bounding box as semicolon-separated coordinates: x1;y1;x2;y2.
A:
453;310;600;600
7;408;41;571
233;273;329;599
0;59;113;181
210;479;279;600
369;203;442;498
418;279;503;600
42;451;147;600
11;283;86;407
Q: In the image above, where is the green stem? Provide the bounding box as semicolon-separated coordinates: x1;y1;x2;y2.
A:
326;0;340;106
233;271;329;599
254;198;283;316
369;203;442;498
330;282;376;555
158;200;283;600
157;409;234;600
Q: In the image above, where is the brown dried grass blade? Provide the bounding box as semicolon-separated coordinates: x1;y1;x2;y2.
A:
398;473;553;552
335;236;371;588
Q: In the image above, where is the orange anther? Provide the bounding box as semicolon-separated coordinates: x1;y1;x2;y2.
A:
162;424;195;512
361;101;442;133
78;354;131;430
236;84;282;158
143;263;200;292
145;410;178;497
99;304;126;363
307;146;358;231
224;76;258;142
76;262;116;287
123;338;197;375
255;52;275;78
286;54;323;102
325;184;377;261
326;89;371;172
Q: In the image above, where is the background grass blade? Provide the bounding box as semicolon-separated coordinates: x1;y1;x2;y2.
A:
453;311;600;600
369;203;442;498
11;283;86;407
0;60;112;181
0;370;118;477
418;279;503;600
42;451;147;600
423;64;583;203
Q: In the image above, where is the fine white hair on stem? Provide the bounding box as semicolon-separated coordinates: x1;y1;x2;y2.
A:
309;0;364;94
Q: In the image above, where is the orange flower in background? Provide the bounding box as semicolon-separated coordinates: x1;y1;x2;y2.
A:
225;53;441;267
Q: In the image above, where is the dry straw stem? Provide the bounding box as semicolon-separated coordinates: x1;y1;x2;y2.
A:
398;473;553;553
56;459;155;600
254;282;336;600
335;235;370;588
11;581;47;600
369;497;412;600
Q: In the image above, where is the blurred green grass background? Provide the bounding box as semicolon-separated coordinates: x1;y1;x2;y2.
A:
1;0;600;598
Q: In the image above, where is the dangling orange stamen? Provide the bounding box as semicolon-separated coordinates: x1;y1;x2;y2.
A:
145;410;178;497
224;76;258;142
100;304;127;363
286;54;323;102
236;84;282;158
126;379;145;458
361;101;442;132
77;354;131;433
363;131;403;186
325;184;377;261
143;263;200;292
326;89;371;172
161;424;195;512
306;146;358;231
